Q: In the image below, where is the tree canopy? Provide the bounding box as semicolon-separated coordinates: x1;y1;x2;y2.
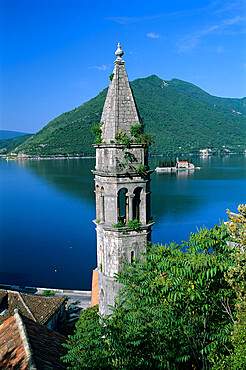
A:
62;205;246;369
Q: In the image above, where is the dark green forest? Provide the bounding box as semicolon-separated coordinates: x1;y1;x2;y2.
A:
12;76;246;157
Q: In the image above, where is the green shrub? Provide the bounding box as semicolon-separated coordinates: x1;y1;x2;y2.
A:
136;164;147;175
130;123;143;137
127;219;142;230
113;219;125;228
43;290;56;296
91;123;102;145
115;132;131;149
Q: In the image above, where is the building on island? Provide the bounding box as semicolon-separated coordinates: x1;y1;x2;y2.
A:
91;43;153;315
155;158;196;172
176;158;195;170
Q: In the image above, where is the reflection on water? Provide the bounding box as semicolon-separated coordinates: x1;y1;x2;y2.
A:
21;159;95;203
0;155;245;290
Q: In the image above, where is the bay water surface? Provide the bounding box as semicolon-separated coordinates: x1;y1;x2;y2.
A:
0;155;245;290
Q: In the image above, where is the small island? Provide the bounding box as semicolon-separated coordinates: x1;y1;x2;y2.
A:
155;157;200;172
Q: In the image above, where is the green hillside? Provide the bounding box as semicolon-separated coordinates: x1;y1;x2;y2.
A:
168;79;246;116
13;75;246;157
0;134;32;154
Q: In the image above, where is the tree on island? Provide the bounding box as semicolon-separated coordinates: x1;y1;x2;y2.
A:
62;205;246;369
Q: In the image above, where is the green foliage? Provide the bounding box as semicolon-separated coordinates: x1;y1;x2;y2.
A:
135;164;147;175
115;131;131;149
13;88;108;157
13;76;246;157
158;157;176;167
62;210;246;369
114;124;152;172
127;219;142;231
208;205;246;369
91;123;102;145
42;290;56;296
130;123;143;138
133;76;246;155
0;134;32;154
109;73;114;81
113;219;125;228
116;124;153;150
62;305;111;369
124;152;133;165
96;219;101;223
137;131;154;147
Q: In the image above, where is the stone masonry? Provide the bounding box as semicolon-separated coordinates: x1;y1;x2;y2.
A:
92;43;153;316
101;43;140;143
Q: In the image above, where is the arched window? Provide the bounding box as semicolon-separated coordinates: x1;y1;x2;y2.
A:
133;187;142;221
118;188;128;223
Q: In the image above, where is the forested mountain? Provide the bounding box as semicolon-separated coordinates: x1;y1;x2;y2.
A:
0;134;32;154
12;76;246;157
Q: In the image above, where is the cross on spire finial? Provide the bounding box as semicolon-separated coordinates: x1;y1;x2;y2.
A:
115;42;124;59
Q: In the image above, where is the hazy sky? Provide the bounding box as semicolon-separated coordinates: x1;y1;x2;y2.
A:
1;0;245;133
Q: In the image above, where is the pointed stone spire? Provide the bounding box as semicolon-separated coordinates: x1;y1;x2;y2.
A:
101;43;140;143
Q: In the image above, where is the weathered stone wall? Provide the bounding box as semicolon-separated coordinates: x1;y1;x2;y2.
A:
96;226;151;276
98;271;122;316
95;222;152;315
96;227;151;316
95;144;148;174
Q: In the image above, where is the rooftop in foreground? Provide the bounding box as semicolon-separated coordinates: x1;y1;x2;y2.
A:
0;310;67;369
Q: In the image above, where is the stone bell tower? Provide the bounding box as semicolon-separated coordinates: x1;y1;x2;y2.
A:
92;43;153;315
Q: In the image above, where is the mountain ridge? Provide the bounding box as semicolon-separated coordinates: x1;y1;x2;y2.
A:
12;75;246;157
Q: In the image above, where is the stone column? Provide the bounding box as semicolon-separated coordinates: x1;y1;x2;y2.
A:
100;192;105;222
127;193;135;221
144;191;151;224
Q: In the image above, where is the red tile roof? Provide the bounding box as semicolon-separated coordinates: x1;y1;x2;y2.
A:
22;314;67;369
0;289;66;326
0;315;28;369
0;311;67;369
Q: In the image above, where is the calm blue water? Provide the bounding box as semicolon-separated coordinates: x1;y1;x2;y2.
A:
0;155;245;290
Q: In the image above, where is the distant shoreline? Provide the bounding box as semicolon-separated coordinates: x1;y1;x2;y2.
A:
1;152;245;161
1;155;96;160
155;166;201;172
